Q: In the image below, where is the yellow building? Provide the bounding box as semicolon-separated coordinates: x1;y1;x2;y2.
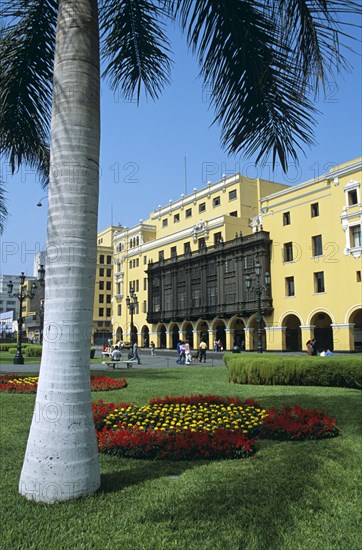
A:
259;157;362;353
92;226;118;345
111;174;287;349
107;157;361;353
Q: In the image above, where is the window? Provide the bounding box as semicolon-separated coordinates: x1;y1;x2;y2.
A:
311;203;319;217
192;288;201;307
347;189;358;206
184;242;191;254
285;276;295;296
98;281;104;290
159;250;164;261
283;212;291;225
164;289;172;311
106;308;111;317
152;296;160;312
99;268;104;277
117;304;121;315
350;225;362;248
198;237;206;250
312;235;323;257
144;255;147;264
99;254;105;264
229;189;237;201
174;213;180;223
314;271;325;293
106;295;111;304
99;294;104;303
199;202;206;213
283;242;294;262
129;261;132;270
214;232;222;245
225;259;235;273
106;268;111;277
144;278;147;290
213;196;221;207
162;218;168;227
98;308;104;317
207;285;217;305
106;281;111;291
357;271;361;283
179;290;186;309
230;211;237;217
171;246;177;257
143;300;147;313
106;255;112;264
185;208;192;218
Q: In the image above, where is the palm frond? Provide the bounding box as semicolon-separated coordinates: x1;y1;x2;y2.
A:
0;0;57;183
271;0;362;92
171;0;316;170
100;0;173;102
0;177;8;234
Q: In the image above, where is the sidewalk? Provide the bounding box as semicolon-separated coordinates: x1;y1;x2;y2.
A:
0;350;227;374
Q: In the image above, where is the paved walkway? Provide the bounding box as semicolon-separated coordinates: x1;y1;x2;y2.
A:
0;350;227;374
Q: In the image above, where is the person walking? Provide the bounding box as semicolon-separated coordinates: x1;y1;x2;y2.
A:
131;341;141;364
199;340;207;363
150;341;156;356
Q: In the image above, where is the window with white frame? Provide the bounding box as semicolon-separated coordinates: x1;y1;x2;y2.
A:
350;225;362;248
344;180;360;208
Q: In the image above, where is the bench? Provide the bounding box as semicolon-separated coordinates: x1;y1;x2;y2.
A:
102;360;137;369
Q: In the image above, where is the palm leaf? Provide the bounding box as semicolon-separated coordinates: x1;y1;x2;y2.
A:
0;0;57;184
170;0;360;171
100;0;173;102
0;178;8;234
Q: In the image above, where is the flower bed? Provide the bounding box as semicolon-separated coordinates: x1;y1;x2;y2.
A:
93;394;339;460
0;374;127;393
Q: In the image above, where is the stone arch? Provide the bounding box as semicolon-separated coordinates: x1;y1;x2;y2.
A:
169;322;180;349
183;322;194;348
157;323;167;349
246;314;267;351
195;319;210;348
281;313;302;351
310;311;334;352
229;316;246;350
212;318;227;350
115;326;123;343
348;307;362;352
141;325;149;348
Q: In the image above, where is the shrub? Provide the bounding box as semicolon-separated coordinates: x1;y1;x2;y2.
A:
226;355;362;389
26;345;43;357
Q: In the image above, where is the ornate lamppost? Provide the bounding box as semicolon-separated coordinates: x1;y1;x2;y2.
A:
7;265;45;364
126;287;138;346
245;260;270;353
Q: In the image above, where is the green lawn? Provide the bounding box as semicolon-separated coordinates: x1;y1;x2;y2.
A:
1;366;361;550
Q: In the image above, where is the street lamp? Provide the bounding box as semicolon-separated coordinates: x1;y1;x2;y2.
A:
245;260;270;353
126;287;138;346
7;265;45;364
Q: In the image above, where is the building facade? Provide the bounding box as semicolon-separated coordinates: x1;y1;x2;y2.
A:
92;226;118;345
258;157;362;353
108;157;361;353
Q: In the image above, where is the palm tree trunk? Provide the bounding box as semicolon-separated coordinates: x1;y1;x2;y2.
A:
19;0;101;502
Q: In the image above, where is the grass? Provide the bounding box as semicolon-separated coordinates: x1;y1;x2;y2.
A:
1;366;361;550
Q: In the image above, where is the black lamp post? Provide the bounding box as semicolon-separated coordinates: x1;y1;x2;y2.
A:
245;260;270;353
7;265;45;364
126;287;138;346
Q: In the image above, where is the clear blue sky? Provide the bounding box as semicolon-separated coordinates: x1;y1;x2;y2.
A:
1;18;361;276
